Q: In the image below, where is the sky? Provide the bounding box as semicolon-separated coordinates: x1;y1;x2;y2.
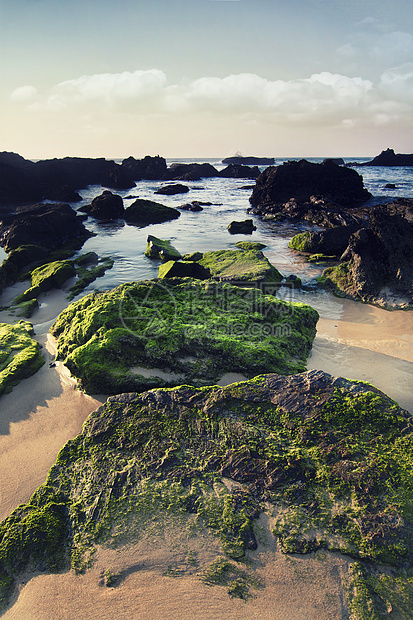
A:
1;0;413;159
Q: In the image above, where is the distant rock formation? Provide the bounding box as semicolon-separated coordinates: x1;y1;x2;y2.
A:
361;148;413;167
222;156;275;165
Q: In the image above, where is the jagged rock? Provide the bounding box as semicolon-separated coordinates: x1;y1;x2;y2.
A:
124;199;180;226
361;148;413;167
0;203;91;251
79;190;124;219
249;160;371;220
155;184;190;195
322;207;413;308
228;219;256;234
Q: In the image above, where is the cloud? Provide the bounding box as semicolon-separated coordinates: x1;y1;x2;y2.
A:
11;66;413;129
9;85;38;103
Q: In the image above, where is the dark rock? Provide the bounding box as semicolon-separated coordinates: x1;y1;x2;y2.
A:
220;164;260;179
249;160;371;217
322;158;345;166
166;162;219;181
41;185;83;203
121;155;168;180
323;207;413;308
0;203;91;251
222;156;275;165
362;148;413;167
158;260;210;279
228;219;257;234
385;183;397;189
155;184;190;196
178;201;204;212
80;190;124;219
289;225;359;257
124;198;180;226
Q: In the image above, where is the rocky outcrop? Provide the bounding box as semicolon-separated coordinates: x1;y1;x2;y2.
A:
50;278;318;394
222;156;275;165
0;152;136;207
360;148;413;167
322;207;413;308
79;190;124;219
166;162;219;181
197;248;282;283
0;370;412;615
0;203;91;251
220;164;260;179
249;160;371;221
124;199;180;226
121;155;168;180
289;225;359;257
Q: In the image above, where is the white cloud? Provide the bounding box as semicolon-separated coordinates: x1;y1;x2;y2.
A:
9;85;38;103
10;67;413;130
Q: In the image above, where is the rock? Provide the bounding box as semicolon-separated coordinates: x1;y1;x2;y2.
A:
385;183;397;189
1;369;412;612
228;219;257;234
145;236;182;262
362;148;413;167
198;249;282;283
0;321;44;396
124;199;180;226
178;202;204;212
121;155;168;180
249;160;371;217
0;152;135;207
79;190;124;219
235;241;267;251
289;225;359;257
219;164;260;179
0;203;91;252
50;278;318;394
322;158;345;166
158;260;210;279
155;184;190;195
222;156;275;165
166;162;219;181
322;207;413;308
14;260;76;303
182;252;203;262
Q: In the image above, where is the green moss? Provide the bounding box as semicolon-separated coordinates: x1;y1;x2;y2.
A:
14;260;76;303
289;232;314;252
198;249;282;283
67;257;114;300
0;321;44;396
235;241;267;251
145;236;182;262
321;262;352;295
0;372;412;610
307;254;337;263
50;278;318;394
9;298;39;318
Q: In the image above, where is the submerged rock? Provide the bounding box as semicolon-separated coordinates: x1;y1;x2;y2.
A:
1;370;412;615
0;321;44;396
155;183;189;196
227;219;256;235
50;278;318;394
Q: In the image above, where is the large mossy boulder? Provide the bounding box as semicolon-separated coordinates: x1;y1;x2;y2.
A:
50;278;318;394
0;321;44;396
124;198;180;226
198;249;282;283
14;260;76;303
1;371;413;615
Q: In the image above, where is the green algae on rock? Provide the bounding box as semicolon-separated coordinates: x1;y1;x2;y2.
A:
0;371;412;615
0;321;44;396
67;256;114;300
198;249;282;283
50;278;318;394
145;235;182;262
14;260;76;304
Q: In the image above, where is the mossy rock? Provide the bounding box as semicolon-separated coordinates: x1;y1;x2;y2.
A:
1;371;413;613
0;321;44;396
235;241;267;251
67;258;114;301
145;236;182;262
9;298;39;318
124;199;180;226
182;252;204;262
198;249;282;283
158;260;210;280
14;260;76;303
50;278;318;394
